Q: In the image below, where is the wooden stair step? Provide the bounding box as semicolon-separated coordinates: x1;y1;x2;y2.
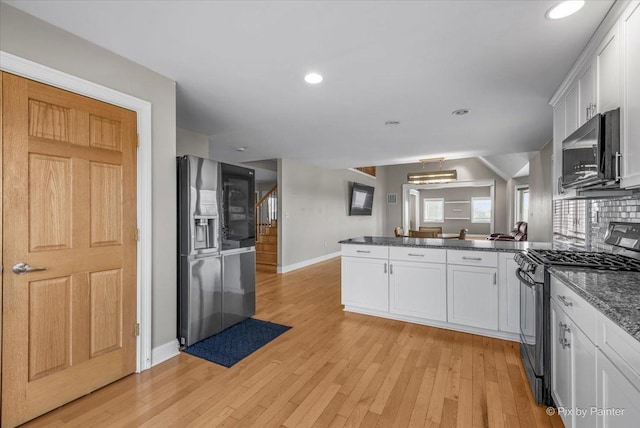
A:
256;242;277;253
257;234;277;244
256;251;277;264
261;227;277;236
256;262;277;273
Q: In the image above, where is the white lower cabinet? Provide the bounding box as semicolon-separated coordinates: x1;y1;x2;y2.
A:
572;324;597;428
447;264;498;330
550;298;598;428
389;260;447;321
498;253;520;334
341;256;388;312
551;299;573;416
597;349;640;428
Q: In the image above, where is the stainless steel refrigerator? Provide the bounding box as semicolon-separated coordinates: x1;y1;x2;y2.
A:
177;156;256;347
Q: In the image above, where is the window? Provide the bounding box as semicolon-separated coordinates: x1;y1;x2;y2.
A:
471;197;492;223
515;186;529;223
423;198;444;222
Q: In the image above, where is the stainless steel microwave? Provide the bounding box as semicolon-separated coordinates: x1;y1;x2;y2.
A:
561;108;620;190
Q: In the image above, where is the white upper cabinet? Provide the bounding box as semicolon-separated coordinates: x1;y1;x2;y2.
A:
565;83;579;137
621;1;640;188
596;22;621;114
551;1;640;191
553;99;566;199
578;61;596;125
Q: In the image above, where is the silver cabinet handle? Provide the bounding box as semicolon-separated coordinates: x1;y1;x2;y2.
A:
462;257;482;261
559;322;571;349
356;250;371;253
384;263;387;274
390;264;393;275
557;295;573;307
407;253;424;257
587;105;591;120
558;322;565;347
615;152;622;181
558;177;565;195
12;263;48;275
493;273;497;285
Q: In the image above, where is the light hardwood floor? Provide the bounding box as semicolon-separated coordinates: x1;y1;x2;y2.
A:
24;257;562;427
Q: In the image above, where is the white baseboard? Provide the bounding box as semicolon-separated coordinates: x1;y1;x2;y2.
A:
343;306;521;343
278;251;341;274
151;339;180;367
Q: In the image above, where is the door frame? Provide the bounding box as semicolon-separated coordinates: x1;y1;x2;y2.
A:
0;51;153;373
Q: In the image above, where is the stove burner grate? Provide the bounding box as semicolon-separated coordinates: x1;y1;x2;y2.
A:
526;250;640;272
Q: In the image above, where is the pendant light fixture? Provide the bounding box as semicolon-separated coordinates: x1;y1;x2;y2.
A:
407;158;458;184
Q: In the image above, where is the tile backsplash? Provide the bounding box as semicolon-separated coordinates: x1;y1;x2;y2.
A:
553;194;640;252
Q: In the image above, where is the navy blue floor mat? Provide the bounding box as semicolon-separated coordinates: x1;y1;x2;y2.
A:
183;318;291;367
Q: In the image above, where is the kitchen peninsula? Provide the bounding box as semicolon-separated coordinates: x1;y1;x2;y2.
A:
339;236;552;342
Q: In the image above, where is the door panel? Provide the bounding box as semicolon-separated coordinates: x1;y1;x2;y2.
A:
90;162;123;246
1;72;137;427
29;276;71;380
29;153;72;251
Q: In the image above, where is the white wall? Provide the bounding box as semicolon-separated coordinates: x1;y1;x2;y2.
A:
506;176;530;229
278;159;385;269
176;127;209;158
381;158;508;235
0;3;177;349
528;142;553;242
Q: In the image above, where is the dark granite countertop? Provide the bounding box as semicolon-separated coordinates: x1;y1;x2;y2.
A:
339;236;553;253
550;267;640;343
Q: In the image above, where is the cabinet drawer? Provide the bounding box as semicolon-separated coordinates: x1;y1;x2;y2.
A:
550;276;597;342
389;247;446;264
342;244;388;259
447;250;497;268
598;313;640;390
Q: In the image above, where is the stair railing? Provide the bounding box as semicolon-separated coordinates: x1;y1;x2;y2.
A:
256;185;277;241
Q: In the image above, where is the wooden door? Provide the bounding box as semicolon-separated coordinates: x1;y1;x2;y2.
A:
1;72;137;427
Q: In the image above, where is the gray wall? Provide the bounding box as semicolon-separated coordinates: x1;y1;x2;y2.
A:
1;4;178;349
381;158;508;235
528;142;553;242
419;187;491;234
506;176;530;229
279;159;385;268
177;127;210;158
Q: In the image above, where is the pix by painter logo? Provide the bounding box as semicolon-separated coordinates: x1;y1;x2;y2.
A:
548;407;626;418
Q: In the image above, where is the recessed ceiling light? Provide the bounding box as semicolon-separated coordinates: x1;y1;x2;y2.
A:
385;120;400;125
304;73;323;84
546;1;585;20
452;109;470;116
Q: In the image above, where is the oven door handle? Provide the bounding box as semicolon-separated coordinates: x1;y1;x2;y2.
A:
516;268;538;288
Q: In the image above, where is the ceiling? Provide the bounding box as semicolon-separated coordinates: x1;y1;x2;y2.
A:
7;0;613;169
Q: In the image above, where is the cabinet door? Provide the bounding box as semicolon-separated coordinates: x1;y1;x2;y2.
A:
498;253;519;334
550;300;572;422
553;98;573;199
341;256;388;312
573;324;597;428
621;1;640;188
389;260;446;321
578;62;596;125
597;23;621;113
565;83;579;136
447;265;498;330
597;349;640;428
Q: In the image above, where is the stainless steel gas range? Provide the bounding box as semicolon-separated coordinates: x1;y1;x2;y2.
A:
514;222;640;406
